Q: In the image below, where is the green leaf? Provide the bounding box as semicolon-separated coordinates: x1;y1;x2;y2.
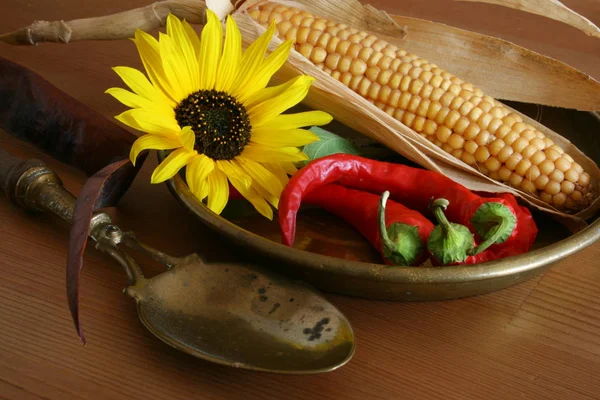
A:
302;126;361;164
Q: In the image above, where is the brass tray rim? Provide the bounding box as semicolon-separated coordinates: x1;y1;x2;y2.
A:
164;168;600;285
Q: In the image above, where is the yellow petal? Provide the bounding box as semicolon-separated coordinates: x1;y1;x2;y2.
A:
242;144;310;163
111;66;151;97
207;168;229;214
159;32;190;101
129;134;181;166
243;75;302;109
228;159;274;217
281;162;299;175
105;87;173;116
232;181;273;220
230;21;276;99
105;87;152;109
236;40;293;103
256;110;333;130
133;30;177;105
249;76;315;126
236;157;283;198
216;160;251;190
151;148;197;183
186;153;215;198
180;126;195;151
263;162;289;188
115;109;181;137
215;15;242;92
167;14;200;91
250;127;319;147
196;179;209;201
111;66;174;108
182;19;201;56
251;179;280;209
198;9;223;90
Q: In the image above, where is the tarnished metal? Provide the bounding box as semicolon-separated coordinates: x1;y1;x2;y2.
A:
100;225;356;373
14;165;76;223
11;164;112;234
1;152;355;374
126;255;355;373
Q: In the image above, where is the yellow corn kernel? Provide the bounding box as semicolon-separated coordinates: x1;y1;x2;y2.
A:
250;4;593;211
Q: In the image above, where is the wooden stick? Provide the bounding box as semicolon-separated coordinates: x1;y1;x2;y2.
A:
0;0;206;45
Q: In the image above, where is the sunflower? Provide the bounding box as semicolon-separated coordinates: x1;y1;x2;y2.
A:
106;10;332;219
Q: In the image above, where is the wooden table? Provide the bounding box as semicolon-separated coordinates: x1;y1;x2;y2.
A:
1;1;599;399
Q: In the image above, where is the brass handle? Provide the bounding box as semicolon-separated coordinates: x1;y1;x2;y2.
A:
0;149;76;223
0;149;160;285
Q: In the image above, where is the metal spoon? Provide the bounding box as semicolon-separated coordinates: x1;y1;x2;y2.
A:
0;150;355;374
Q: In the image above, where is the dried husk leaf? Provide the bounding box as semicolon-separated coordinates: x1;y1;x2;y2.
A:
233;0;600;225
455;0;600;38
391;15;600;111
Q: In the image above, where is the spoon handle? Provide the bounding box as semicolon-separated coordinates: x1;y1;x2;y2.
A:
0;149;151;282
0;149;178;277
0;149;76;223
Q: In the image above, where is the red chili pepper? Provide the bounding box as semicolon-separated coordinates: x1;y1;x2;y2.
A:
302;184;434;266
230;183;434;265
426;194;538;265
278;154;537;265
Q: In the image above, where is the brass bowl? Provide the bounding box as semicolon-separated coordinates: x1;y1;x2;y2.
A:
163;104;600;301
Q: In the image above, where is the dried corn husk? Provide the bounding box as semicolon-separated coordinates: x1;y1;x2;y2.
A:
390;15;600;111
0;0;599;225
455;0;600;38
231;0;600;225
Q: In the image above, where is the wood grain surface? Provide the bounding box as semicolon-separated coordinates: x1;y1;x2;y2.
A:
1;0;599;399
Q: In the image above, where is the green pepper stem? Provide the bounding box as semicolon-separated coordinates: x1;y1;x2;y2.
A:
430;198;453;235
378;191;394;249
468;223;506;256
378;191;423;266
468;202;517;256
427;198;475;265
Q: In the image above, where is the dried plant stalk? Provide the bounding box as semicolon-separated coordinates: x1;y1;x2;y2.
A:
0;0;206;45
456;0;600;38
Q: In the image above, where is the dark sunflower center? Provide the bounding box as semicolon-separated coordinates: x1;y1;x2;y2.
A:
174;90;251;160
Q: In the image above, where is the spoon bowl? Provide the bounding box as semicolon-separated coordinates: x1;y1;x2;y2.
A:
128;253;354;373
0;150;355;374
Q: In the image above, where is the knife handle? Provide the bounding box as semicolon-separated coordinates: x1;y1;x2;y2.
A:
0;149;76;223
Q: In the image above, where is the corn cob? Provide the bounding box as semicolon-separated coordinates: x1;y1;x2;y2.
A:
247;3;593;212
